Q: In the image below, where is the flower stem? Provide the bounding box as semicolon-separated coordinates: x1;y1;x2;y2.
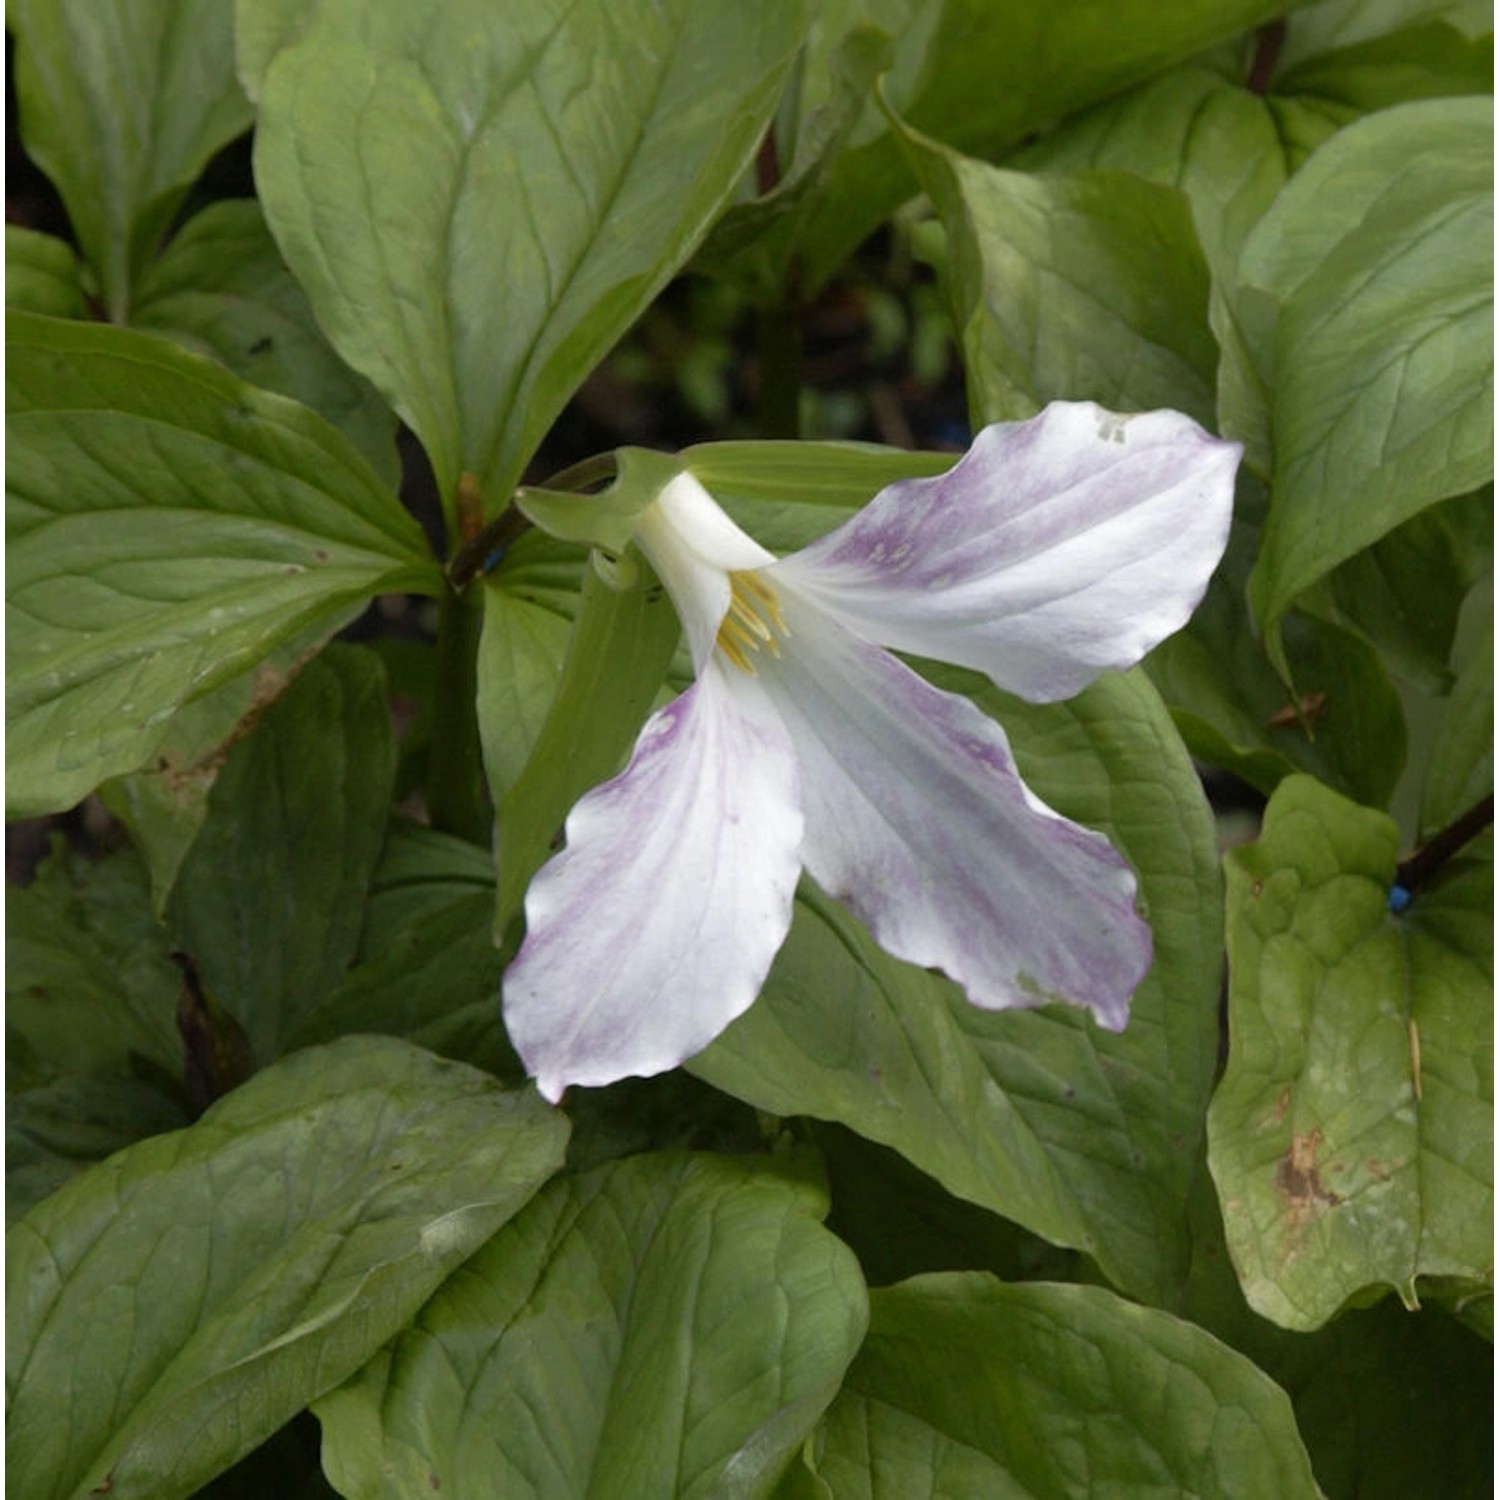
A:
426;584;488;843
1395;794;1494;898
1246;19;1285;94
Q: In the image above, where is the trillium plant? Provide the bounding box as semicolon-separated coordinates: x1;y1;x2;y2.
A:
6;3;1492;1499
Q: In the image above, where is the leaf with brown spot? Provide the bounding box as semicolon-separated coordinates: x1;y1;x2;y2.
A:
1209;775;1492;1331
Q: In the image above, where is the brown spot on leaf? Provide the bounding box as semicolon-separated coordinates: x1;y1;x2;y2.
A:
1275;1129;1339;1213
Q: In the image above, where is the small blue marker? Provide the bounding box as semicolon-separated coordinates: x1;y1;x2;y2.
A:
1388;884;1413;915
483;545;507;573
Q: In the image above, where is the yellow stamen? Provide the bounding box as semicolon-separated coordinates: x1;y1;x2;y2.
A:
716;571;789;674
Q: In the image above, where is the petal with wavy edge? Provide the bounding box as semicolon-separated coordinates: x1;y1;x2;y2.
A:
769;403;1239;703
503;663;802;1100
635;472;776;671
760;590;1151;1028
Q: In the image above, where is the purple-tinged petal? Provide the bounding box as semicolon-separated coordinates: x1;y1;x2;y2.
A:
503;663;802;1101
636;472;776;671
769;402;1239;702
758;592;1151;1028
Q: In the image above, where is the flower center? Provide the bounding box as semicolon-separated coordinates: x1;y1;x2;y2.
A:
716;570;789;674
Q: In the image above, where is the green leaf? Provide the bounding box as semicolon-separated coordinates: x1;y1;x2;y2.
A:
1241;97;1493;633
7;1036;567;1500
1319;486;1494;691
8;1075;186;1225
133;200;401;486
6;313;439;817
695;669;1223;1304
247;0;809;524
1275;15;1493;112
494;560;681;930
359;817;500;927
316;1151;867;1500
899;132;1218;427
1150;604;1408;807
771;0;1293;294
7;840;182;1091
1421;628;1493;836
286;823;516;1075
98;612;365;919
168;647;396;1064
691;21;894;301
1208;774;1493;1329
9;0;253;319
794;1273;1320;1498
1005;64;1347;480
1008;65;1338;279
474;584;573;800
1273;0;1491;71
5;227;87;319
1145;476;1409;807
291;889;516;1076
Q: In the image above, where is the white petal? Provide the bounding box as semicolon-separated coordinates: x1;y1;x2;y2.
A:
759;592;1151;1028
503;663;803;1100
770;402;1239;702
635;472;777;670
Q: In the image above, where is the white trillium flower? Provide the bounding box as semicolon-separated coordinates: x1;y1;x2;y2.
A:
504;402;1240;1102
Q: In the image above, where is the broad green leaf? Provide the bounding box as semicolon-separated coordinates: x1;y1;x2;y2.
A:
316;1152;867;1500
248;0;809;526
5;227;87;319
695;669;1223;1304
7;1075;186;1225
1421;629;1493;836
1241;97;1493;633
1005;64;1346;479
769;0;1292;295
168;647;396;1064
1275;19;1494;112
1148;602;1408;806
792;1273;1319;1498
693;0;927;292
133;200;400;485
6;1037;568;1500
494;560;681;930
7;840;182;1091
6;313;440;817
691;21;894;301
475;585;573;800
359;817;499;929
98;610;365;919
286;823;515;1075
1008;64;1343;281
1319;486;1493;691
1208;775;1493;1329
9;0;253;319
899;131;1217;426
1145;476;1408;807
1274;0;1492;74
